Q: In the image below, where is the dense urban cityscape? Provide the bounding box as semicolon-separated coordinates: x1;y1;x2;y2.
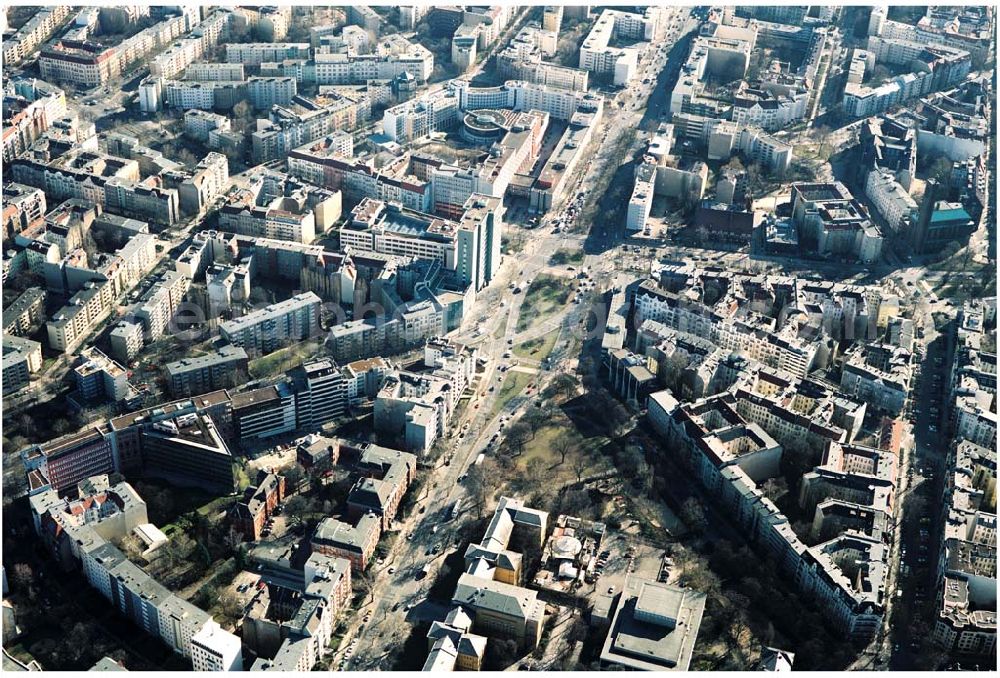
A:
0;3;995;673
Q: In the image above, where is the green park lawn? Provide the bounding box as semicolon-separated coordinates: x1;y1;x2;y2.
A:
489;370;533;419
516;275;571;333
513;330;558;362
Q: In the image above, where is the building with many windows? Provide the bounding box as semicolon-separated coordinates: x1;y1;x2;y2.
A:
290;359;349;433
2;334;43;393
579;9;664;85
2;7;71;66
312;513;381;571
864;169;918;233
731;82;809;133
790;182;884;264
219;292;322;355
20;426;115;494
839;343;912;417
164;345;249;397
343;195;502;291
843;38;971;118
649;390;889;642
191;623;243;671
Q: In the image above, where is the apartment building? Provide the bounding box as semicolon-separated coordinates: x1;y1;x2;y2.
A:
865;169;918;233
108;323;150;367
245;551;351;671
374;342;478;454
27;472;240;667
183;62;246;82
844;38;971;118
233;471;286;541
730;366;866;452
2;7;71;66
178;152;229;216
225;42;311;65
183;110;231;143
669;23;757;116
495;24;588;92
39;40;121;87
839;343;912;416
327;297;452;365
347;445;417;530
219;292;321;356
164;345;250;397
191;624;243;671
248;76;298;110
874;7;993;62
289;142;431;212
74;346;129;403
649;391;888;641
180;229;354;308
10;157;180;226
632;280;819;379
2;79;67;164
579;9;663;85
2;286;46;336
2;183;46;241
790;182;883;264
140;10;229;79
731;83;809;133
290;359;349;433
344;195;502;291
701;120;794;175
2;334;43;393
542;6;563;33
626;164;656;232
931;438;997;657
161;79;247;111
219;186;341;244
399;6;429;31
29;474;147;564
312;513;381;571
953;392;997;450
346;5;381;35
134;270;191;344
46;278;117;354
251;96;359;163
382;92;461;143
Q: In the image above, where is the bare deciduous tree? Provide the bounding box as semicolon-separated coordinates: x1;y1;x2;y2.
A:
466;459;502;518
552;432;578;465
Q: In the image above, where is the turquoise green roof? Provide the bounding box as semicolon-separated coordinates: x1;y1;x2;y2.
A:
931;207;971;223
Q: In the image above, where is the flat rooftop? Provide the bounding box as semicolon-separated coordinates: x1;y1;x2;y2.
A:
600;577;707;671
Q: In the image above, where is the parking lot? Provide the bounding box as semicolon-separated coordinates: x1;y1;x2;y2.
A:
585;532;665;604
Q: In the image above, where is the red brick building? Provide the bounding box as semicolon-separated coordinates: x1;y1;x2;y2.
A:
233;471;286;541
